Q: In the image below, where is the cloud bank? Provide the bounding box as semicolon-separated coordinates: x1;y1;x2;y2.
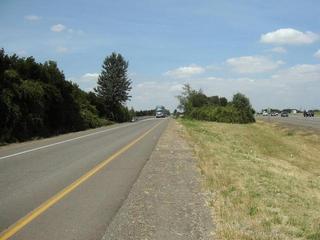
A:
261;28;319;45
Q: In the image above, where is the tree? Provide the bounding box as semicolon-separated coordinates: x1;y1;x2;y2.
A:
0;49;107;143
232;93;255;123
208;96;220;105
189;89;208;108
219;97;228;107
177;84;192;113
95;52;132;120
177;84;208;113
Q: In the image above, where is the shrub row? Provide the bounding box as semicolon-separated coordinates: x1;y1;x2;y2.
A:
188;105;255;124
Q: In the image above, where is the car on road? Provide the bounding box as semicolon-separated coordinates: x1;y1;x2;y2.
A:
155;111;165;118
281;111;289;117
304;110;314;117
262;111;268;116
271;112;278;116
155;105;167;118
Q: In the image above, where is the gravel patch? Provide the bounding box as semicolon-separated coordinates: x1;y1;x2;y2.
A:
102;119;215;240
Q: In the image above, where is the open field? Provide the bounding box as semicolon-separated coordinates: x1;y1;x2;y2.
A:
180;119;320;240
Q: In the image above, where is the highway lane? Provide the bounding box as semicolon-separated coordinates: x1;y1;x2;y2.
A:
256;115;320;131
0;118;168;240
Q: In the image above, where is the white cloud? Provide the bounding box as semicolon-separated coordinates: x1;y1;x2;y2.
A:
25;15;41;21
169;84;184;92
128;63;320;111
56;46;68;53
271;47;287;53
314;49;320;59
272;64;320;83
164;64;205;78
51;24;66;32
68;73;99;92
81;73;99;82
226;56;284;73
260;28;319;45
130;81;181;111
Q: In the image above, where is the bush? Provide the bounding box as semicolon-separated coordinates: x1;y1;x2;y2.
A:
188;105;255;124
189;105;246;123
177;85;255;124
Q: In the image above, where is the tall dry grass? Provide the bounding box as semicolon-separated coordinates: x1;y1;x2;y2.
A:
181;119;320;240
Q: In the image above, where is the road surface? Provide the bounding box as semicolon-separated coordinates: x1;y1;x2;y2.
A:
0;118;168;240
257;115;320;131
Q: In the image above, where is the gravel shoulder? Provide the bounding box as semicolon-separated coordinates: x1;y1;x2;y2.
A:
102;119;214;240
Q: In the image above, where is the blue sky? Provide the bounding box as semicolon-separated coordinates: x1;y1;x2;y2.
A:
1;0;320;111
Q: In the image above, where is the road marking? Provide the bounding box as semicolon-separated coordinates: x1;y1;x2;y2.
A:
0;118;157;160
0;121;163;240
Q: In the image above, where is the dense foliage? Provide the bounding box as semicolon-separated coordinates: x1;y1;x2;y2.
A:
0;49;133;143
177;84;255;123
135;109;155;117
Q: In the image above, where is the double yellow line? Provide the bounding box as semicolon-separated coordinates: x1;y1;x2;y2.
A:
0;121;163;240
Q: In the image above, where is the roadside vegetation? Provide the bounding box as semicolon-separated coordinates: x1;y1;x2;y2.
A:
0;49;133;143
177;84;255;124
181;119;320;240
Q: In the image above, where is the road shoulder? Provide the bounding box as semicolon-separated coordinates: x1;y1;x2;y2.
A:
102;119;214;240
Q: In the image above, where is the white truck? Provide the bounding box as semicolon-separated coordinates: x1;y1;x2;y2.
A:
155;105;166;118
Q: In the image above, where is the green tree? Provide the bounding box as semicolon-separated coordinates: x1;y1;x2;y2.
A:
232;93;255;123
95;52;132;120
0;49;108;143
208;96;220;105
177;84;208;113
177;84;192;113
219;97;228;107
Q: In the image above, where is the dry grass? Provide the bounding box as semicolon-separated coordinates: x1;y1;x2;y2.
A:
180;119;320;240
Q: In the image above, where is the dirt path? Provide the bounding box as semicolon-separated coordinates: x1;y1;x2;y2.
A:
102;119;214;240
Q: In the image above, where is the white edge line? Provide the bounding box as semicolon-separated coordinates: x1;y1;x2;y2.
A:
0;118;157;160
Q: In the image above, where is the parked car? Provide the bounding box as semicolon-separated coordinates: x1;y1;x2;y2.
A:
281;111;289;117
271;112;278;116
262;111;268;116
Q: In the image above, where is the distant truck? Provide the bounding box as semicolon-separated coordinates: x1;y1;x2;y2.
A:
155;105;166;118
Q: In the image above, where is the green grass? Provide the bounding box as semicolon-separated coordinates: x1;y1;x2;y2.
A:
180;119;320;240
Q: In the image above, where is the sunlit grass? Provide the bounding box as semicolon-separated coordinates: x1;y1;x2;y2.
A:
180;119;320;240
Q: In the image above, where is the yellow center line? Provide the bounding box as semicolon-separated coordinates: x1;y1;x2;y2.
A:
0;121;163;240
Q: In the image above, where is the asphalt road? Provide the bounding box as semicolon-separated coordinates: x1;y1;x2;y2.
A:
0;118;168;240
257;114;320;131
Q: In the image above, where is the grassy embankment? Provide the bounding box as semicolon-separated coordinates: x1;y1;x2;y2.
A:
180;119;320;240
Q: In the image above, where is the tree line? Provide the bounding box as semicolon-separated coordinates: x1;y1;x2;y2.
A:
0;49;133;143
176;84;255;123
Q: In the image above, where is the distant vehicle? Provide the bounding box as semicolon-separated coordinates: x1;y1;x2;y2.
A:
262;111;268;116
281;111;289;117
271;112;278;116
304;110;314;117
155;105;166;118
155;111;165;118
